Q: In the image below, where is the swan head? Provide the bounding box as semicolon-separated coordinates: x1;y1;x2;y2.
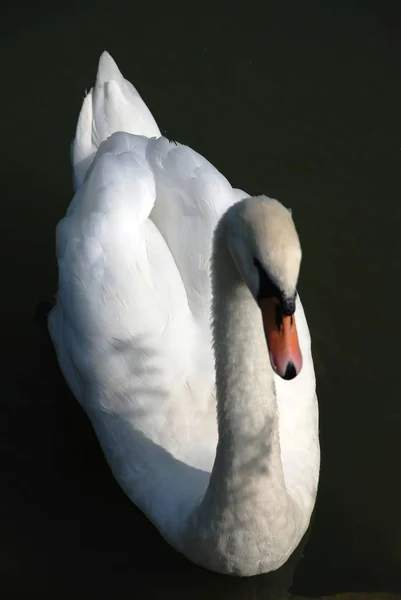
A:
225;195;302;380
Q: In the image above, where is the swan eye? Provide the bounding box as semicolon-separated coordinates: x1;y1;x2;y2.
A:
253;257;297;315
253;257;280;300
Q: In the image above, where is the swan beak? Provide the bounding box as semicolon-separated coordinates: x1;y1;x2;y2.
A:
259;298;303;380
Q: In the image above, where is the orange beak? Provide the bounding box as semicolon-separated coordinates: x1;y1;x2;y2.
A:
259;297;302;380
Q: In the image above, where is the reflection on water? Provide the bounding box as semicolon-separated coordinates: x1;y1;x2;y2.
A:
1;0;400;596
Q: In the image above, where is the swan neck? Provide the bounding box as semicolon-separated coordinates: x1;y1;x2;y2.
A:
209;223;284;487
184;222;299;575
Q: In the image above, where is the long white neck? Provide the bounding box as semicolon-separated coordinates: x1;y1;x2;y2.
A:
184;221;302;576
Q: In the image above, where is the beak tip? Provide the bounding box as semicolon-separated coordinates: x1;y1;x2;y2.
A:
282;361;298;380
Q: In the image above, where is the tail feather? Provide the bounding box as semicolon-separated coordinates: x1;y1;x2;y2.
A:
96;51;125;87
71;91;94;190
72;51;161;190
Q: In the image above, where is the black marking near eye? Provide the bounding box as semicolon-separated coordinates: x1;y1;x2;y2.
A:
253;257;297;315
254;258;281;299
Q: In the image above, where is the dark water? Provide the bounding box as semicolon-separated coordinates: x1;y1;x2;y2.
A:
1;0;400;597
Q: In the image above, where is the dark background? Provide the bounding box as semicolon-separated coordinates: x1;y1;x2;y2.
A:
1;0;400;597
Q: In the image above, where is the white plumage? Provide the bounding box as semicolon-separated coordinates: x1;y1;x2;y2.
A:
49;52;320;576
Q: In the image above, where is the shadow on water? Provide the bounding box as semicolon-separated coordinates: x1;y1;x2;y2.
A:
1;0;401;596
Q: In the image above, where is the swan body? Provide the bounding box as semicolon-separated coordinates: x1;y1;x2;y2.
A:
49;52;320;576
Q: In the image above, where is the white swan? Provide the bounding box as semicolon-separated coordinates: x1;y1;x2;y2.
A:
49;52;320;577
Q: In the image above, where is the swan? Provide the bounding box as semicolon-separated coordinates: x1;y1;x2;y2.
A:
48;52;320;577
